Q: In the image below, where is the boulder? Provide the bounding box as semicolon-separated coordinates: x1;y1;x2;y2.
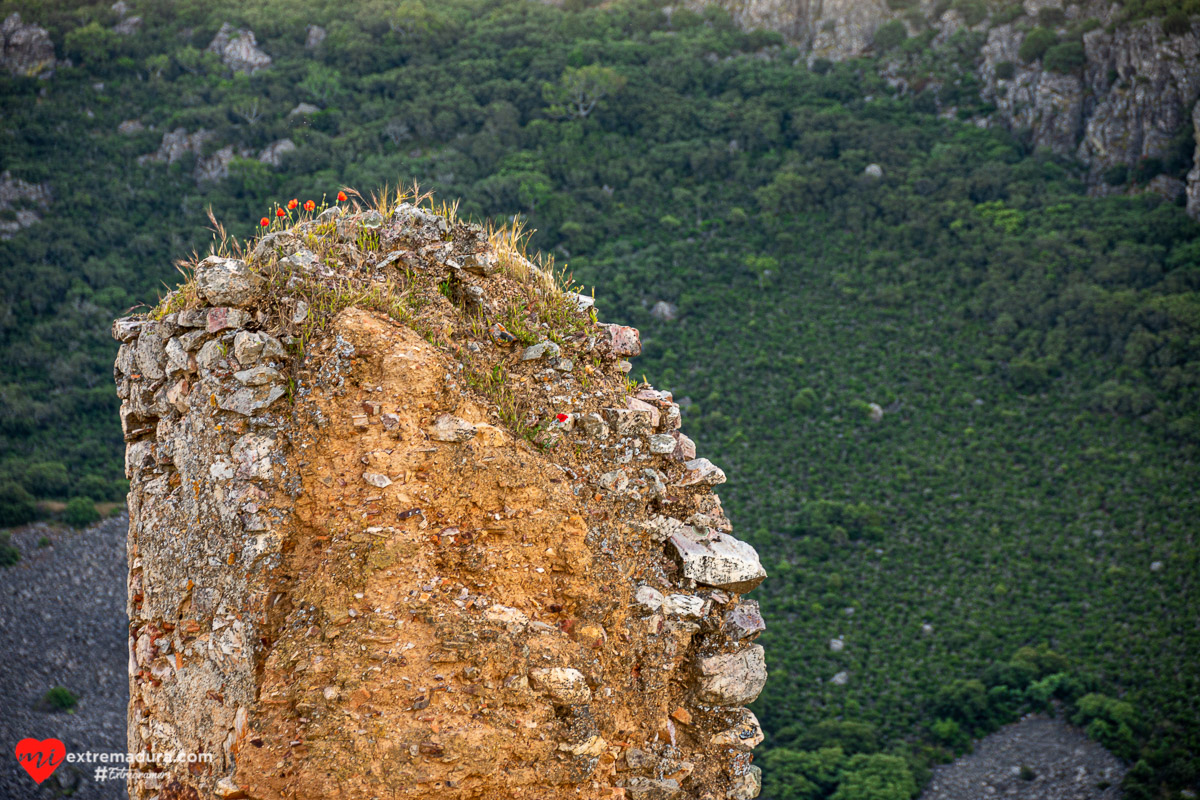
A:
675;457;726;486
725;601;765;639
694;645;767;706
195;257;265;307
601;323;641;356
1;13;56;77
667;529;766;593
521;340;561;362
207;23;272;74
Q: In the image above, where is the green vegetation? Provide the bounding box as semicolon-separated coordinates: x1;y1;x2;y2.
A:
0;531;19;567
63;496;100;528
39;686;78;712
0;0;1198;798
1018;26;1058;62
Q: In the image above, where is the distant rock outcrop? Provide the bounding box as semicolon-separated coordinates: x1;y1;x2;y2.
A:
1;12;56;78
0;170;52;240
690;0;1200;215
1188;102;1200;218
113;201;768;799
206;22;272;74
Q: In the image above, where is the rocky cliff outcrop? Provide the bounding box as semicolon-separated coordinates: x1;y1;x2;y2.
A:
693;0;1200;213
1188;101;1200;217
112;198;767;799
1;12;56;78
207;23;272;75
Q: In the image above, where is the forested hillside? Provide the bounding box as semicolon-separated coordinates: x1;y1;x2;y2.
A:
0;0;1197;797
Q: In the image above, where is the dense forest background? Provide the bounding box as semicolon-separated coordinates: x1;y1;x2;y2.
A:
0;0;1198;797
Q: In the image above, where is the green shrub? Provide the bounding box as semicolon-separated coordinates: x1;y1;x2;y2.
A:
1043;40;1085;73
992;3;1025;25
994;60;1016;80
1104;164;1129;185
0;532;19;567
886;0;918;10
0;482;37;528
873;20;909;51
1018;27;1058;62
40;687;78;712
22;461;69;497
63;497;100;529
954;0;988;25
1133;156;1164;183
1036;6;1066;26
1162;10;1192;36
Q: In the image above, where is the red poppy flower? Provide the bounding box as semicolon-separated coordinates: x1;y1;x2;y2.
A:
260;217;269;227
304;200;316;212
337;191;348;202
288;198;298;210
276;208;286;218
556;413;569;423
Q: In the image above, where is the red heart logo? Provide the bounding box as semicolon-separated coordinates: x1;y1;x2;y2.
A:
14;738;65;784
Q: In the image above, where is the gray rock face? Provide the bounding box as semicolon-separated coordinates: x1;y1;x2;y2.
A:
1188;100;1200;219
1;13;56;78
0;169;52;240
207;23;272;74
694;645;767;705
725;600;766;639
305;24;327;49
667;528;766;593
257;139;296;167
195;257;265;307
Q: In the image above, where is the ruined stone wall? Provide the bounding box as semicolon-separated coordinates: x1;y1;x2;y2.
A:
113;202;768;800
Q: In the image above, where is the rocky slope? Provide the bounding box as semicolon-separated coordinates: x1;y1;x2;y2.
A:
689;0;1200;213
112;197;768;799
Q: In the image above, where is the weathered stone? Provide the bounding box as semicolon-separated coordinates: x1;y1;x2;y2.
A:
830;670;849;685
601;323;641;357
135;322;167;380
667;529;766;593
521;340;561;362
577;412;609;439
676;458;726;486
728;765;762;800
196;339;227;371
305;24;326;49
252;231;301;263
649;433;676;454
233;366;281;386
663;594;705;619
661;404;682;432
604;407;653;437
726;601;765;640
360;209;384;229
864;163;883;179
164;338;190;374
462;250;499;276
484;604;529;633
363;472;392;488
710;708;765;752
829;637;845;652
634;585;665;613
694;645;767;706
233;331;286;366
528;667;591;704
232;434;275;480
670;431;695;461
636;515;692;543
599;469;629;494
112;317;145;342
218;385;286;415
427;414;476;442
626;777;681;799
196;257;265;307
207;307;252;333
627;396;661;428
